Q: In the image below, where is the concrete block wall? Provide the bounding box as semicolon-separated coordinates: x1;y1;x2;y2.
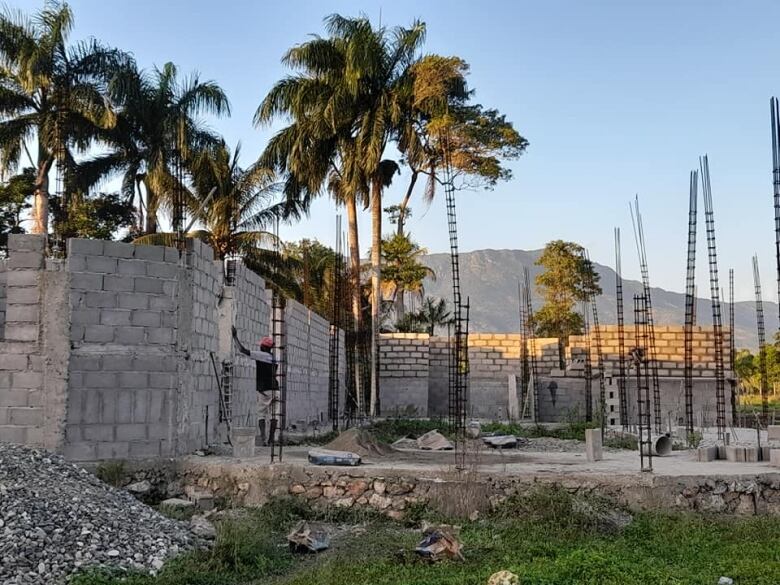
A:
379;333;429;416
285;299;333;428
568;325;734;377
0;258;6;338
65;238;181;460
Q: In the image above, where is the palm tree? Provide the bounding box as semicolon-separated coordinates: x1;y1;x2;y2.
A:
256;14;426;416
131;142;300;293
381;231;434;320
78;61;229;234
416;297;452;336
0;2;132;234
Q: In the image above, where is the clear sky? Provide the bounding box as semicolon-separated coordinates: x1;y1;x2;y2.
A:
14;0;780;302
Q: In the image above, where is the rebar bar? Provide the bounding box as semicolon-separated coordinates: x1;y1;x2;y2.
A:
523;267;540;421
770;98;780;323
753;255;770;421
633;294;653;472
614;228;628;429
684;170;698;439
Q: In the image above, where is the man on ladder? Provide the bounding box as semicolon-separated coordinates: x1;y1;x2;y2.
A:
232;327;277;445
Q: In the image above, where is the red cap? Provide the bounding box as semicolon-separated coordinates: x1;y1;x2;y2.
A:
259;336;274;349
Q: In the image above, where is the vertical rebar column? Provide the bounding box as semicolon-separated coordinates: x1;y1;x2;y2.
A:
633;294;653;472
518;280;528;412
584;250;605;434
684;170;698;439
523;267;540;421
770;97;780;323
753;255;770;421
270;215;287;463
328;216;343;431
728;268;737;424
614;228;628;429
582;297;593;422
700;156;727;439
630;197;662;433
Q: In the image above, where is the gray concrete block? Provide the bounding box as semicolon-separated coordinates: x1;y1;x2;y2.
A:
146;262;177;279
100;355;133;371
71;272;104;291
84;372;117;388
119;372;148;388
768;426;780;441
8;406;42;426
696;445;719;461
82;424;116;442
96;441;130;459
0;389;30;407
8;304;39;322
6;270;39;287
134;277;164;294
5;323;38;342
114;327;145;344
63;442;97;461
146;328;174;345
0;425;27;443
8;251;44;269
128;440;160;458
118;292;149;310
134;245;166;262
12;371;42;389
100;310;132;326
7;286;40;305
133;391;150;422
725;445;747;462
84;291;117;308
71;309;100;326
117;260;147;276
104;241;135;258
68;239;104;256
9;234;45;252
770;449;780;467
103;275;135;292
148;373;174;389
131;310;160;327
133;355;173;372
0;354;28;370
585;428;603;461
164;247;179;263
84;325;114;343
745;446;760;462
85;255;118;273
149;296;174;311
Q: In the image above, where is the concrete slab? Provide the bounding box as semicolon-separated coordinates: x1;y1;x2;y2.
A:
725;446;746;462
696;445;718;462
768;426;780;441
585;428;602;462
771;449;780;468
745;447;760;463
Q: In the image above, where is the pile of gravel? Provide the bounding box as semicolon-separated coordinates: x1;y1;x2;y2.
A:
0;443;198;584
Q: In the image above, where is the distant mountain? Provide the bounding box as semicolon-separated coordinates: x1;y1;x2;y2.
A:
420;249;776;350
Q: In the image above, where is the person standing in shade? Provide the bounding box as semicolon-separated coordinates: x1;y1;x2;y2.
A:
232;326;277;444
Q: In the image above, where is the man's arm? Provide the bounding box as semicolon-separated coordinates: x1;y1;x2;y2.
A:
232;326;250;356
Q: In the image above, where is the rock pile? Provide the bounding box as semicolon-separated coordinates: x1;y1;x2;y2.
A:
0;443;197;584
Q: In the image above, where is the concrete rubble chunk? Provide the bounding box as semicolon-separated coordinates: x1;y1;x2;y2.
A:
416;430;454;451
159;498;196;514
125;480;152;494
189;514;216;539
482;435;518;449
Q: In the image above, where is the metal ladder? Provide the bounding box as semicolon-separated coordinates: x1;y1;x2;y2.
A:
633;294;653;473
270;290;287;462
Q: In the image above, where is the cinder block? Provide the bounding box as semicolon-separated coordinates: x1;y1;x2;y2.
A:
63;442;98;461
104;241;135;258
84;325;115;343
768;426;780;441
696;445;719;461
12;371;42;389
8;251;44;269
85;255;118;273
68;239;104;256
119;372;148;388
5;323;38;342
100;310;132;326
0;425;27;443
116;260;147;276
146;262;177;279
72;309;100;326
82;424;116;442
146;328;174;345
7;304;38;323
6;270;39;287
84;372;117;388
164;247;179;263
134;277;164;294
128;439;160;458
134;245;165;262
770;449;780;467
585;428;603;462
117;292;149;310
114;327;145;345
0;389;30;407
0;354;28;370
84;291;117;308
9;233;45;252
745;446;760;462
7;286;40;305
725;445;747;462
100;355;132;371
115;424;148;441
103;275;134;292
131;310;160;327
149;296;174;311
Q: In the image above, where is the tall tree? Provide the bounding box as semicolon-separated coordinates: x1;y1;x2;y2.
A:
381;231;434;319
256;14;426;416
534;240;601;362
393;55;528;236
78;61;229;234
0;167;34;253
0;2;132;234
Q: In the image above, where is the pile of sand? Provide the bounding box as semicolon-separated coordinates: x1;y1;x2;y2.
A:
323;428;393;458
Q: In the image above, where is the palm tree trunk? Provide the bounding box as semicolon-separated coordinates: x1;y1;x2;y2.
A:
396;170;418;237
370;180;382;417
145;183;158;234
31;156;53;235
345;192;363;414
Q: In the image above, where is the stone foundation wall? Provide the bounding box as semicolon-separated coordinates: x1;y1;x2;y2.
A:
172;459;780;517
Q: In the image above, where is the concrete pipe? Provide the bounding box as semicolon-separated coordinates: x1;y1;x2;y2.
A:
640;434;673;457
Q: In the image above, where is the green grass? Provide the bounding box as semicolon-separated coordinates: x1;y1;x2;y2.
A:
481;421;598;441
365;418;453;444
72;490;780;585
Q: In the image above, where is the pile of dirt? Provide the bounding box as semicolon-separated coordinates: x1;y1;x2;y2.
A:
323;428;393;458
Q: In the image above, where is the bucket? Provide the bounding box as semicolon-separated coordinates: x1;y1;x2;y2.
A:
231;426;256;458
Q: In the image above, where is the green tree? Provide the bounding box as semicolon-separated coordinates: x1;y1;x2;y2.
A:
393;55;527;236
79;62;229;234
0;2;132;234
381;232;433;319
415;296;452;336
534;241;601;363
49;191;134;241
0;167;34;253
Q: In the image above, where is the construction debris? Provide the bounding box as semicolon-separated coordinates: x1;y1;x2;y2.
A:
416;430;454;451
287;521;330;553
487;570;520;585
323;428;392;458
308;448;361;466
482;435;518;449
414;527;464;561
391;437;419;450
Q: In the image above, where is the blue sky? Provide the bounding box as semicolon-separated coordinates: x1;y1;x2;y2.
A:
15;0;780;301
